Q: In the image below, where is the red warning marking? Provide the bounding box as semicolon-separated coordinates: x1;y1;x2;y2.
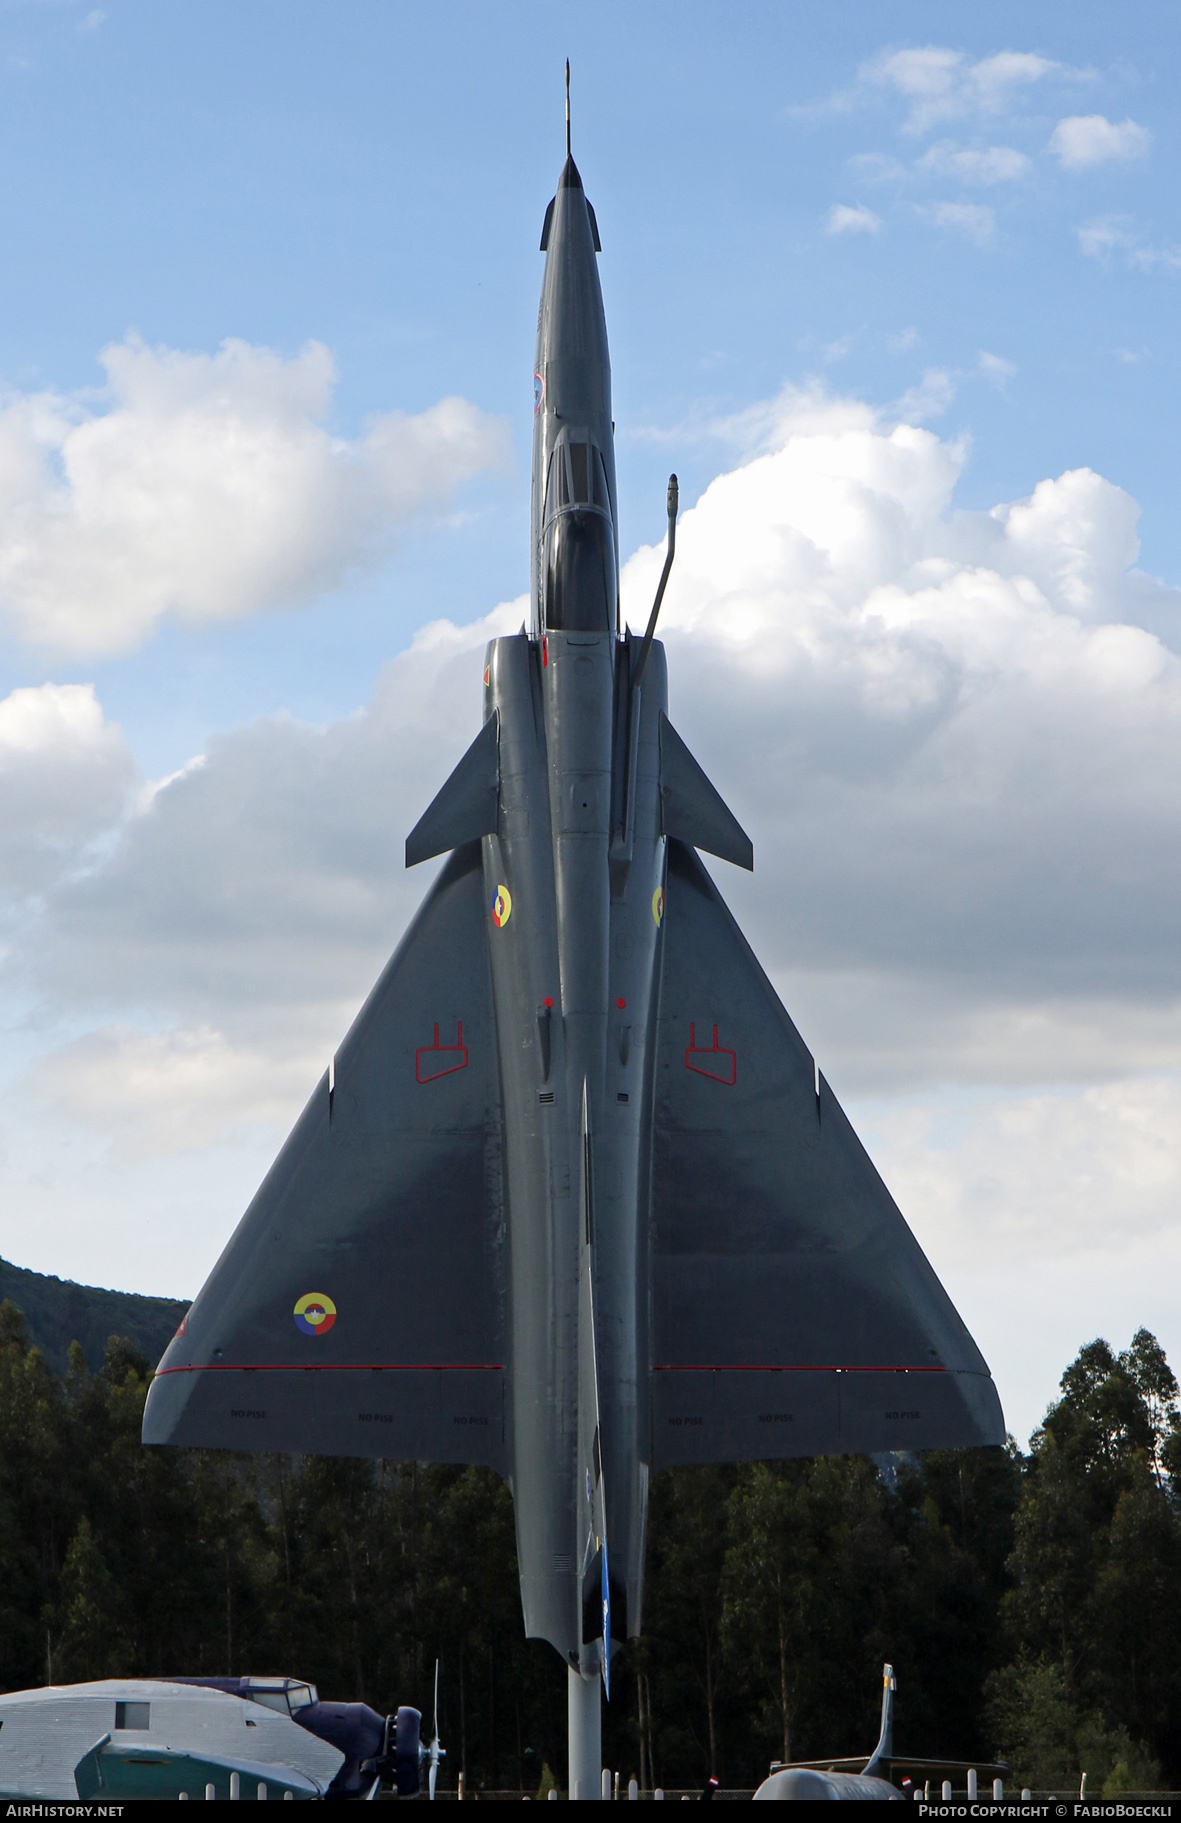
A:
616;996;626;1009
542;635;548;667
416;1021;469;1083
685;1022;736;1085
543;995;554;1008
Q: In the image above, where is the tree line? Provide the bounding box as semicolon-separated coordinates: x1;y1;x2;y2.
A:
0;1297;1177;1795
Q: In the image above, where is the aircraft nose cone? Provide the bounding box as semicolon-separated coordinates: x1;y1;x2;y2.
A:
559;154;583;192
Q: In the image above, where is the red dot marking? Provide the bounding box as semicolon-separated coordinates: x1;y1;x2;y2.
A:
544;996;554;1008
616;997;626;1008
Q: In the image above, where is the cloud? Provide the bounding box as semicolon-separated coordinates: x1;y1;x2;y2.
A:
891;367;958;422
869;1077;1181;1266
19;389;1181;1065
864;47;1060;134
919;201;995;244
8;385;1181;1324
0;336;509;660
1050;115;1151;170
978;351;1016;385
915;141;1031;184
826;203;881;236
1078;217;1181;272
0;683;135;900
845;152;906;185
31;1024;315;1160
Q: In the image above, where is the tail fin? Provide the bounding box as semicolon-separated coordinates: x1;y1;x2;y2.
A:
862;1663;896;1776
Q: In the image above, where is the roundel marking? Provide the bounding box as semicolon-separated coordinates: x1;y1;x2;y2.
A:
492;884;513;928
652;886;664;927
483;664;491;687
294;1292;336;1337
533;371;545;414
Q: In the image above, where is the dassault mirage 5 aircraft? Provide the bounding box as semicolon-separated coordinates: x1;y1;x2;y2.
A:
144;72;1004;1799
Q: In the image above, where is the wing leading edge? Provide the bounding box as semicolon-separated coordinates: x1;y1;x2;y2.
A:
142;842;508;1471
651;839;1003;1470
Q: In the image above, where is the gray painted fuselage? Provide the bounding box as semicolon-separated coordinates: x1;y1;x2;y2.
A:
490;150;659;1667
141;134;1005;1690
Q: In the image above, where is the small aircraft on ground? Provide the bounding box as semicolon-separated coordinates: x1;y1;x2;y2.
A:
0;1669;444;1801
753;1665;1008;1801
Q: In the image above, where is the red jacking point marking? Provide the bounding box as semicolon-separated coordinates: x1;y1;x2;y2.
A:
685;1022;736;1085
543;996;554;1008
416;1021;468;1083
157;1362;504;1375
653;1363;947;1373
616;996;626;1009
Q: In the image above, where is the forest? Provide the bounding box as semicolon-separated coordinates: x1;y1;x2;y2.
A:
0;1297;1178;1796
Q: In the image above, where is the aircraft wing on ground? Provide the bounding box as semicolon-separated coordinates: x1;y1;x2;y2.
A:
73;1737;323;1802
142;842;508;1470
651;839;1004;1469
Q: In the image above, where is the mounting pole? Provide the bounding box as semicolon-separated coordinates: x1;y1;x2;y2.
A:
568;1666;601;1800
631;474;678;693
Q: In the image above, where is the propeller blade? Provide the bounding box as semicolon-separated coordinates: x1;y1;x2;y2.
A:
427;1656;445;1800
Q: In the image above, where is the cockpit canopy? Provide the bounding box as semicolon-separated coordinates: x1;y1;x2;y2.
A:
542;434;616;636
245;1678;317;1715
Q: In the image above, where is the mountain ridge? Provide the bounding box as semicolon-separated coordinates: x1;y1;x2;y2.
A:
0;1255;187;1375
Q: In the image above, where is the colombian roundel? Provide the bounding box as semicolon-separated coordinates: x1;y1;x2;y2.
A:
294;1292;336;1337
652;886;665;927
492;884;512;928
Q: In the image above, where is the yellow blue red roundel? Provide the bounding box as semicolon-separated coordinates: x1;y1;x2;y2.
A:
294;1292;336;1336
492;884;512;928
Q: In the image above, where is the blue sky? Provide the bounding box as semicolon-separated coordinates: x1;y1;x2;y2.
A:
1;1;1180;1444
2;2;1179;759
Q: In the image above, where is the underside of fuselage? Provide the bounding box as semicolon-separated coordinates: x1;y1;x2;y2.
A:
142;118;1005;1698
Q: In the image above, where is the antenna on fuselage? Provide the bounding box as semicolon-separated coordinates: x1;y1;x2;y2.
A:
565;59;571;158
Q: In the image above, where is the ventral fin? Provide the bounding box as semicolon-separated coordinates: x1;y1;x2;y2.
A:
659;713;753;871
406;711;500;867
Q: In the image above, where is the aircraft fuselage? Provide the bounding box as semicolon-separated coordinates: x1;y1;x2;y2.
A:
486;150;660;1665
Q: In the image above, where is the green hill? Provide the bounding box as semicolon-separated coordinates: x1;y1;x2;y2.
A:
0;1256;187;1375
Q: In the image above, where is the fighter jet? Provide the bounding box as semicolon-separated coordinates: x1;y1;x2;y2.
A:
143;72;1004;1798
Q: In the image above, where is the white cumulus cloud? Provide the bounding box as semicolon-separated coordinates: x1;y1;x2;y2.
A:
864;47;1059;134
978;351;1017;384
826;203;881;236
915;141;1031;184
0;335;509;660
0;683;135;898
1078;217;1181;273
919;200;995;244
892;367;958;422
1050;115;1151;170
